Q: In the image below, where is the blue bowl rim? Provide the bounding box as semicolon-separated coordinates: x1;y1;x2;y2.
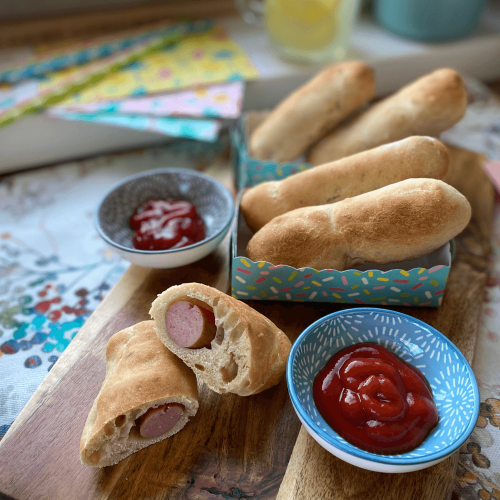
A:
95;167;235;255
286;307;480;466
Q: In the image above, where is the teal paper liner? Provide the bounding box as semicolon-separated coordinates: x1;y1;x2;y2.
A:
231;195;451;308
231;114;314;188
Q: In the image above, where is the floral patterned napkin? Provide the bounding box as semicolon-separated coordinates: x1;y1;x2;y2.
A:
0;138;226;438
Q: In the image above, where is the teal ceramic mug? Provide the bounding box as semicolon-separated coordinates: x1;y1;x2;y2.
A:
373;0;488;41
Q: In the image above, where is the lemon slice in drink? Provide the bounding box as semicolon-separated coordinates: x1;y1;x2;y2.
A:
265;0;340;51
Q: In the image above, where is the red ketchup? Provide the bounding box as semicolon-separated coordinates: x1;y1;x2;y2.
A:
313;343;439;455
130;199;205;251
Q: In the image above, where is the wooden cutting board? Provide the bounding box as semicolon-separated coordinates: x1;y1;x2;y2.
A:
0;146;494;500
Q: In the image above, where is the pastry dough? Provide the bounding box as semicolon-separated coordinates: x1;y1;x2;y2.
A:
150;283;291;396
80;321;198;467
308;68;467;165
241;136;449;232
246;178;471;271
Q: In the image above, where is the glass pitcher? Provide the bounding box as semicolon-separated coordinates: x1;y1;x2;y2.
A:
236;0;360;63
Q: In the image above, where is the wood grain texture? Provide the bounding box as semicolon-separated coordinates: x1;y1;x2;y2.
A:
0;0;237;48
0;146;494;500
0;245;335;499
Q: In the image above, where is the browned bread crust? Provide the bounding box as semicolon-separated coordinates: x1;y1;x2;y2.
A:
249;61;375;162
445;144;495;240
150;283;291;396
241;136;449;232
308;68;468;165
246;178;471;271
80;321;198;467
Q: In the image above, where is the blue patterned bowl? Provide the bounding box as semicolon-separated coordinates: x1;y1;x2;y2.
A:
287;308;479;473
96;168;234;269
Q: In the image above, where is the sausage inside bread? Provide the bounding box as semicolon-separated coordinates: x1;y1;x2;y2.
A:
246;178;471;271
241;136;449;232
80;321;198;467
150;283;291;396
249;60;375;162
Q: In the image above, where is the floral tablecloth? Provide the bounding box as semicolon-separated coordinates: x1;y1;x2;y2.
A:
454;200;500;498
0;138;225;437
0;80;499;499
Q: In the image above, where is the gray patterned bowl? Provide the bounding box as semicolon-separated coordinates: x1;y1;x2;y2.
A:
96;168;234;268
287;308;479;473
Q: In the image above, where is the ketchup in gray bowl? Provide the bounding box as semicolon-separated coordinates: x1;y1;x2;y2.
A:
130;199;205;251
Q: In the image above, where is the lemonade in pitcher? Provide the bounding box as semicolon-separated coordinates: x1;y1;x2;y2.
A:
237;0;359;63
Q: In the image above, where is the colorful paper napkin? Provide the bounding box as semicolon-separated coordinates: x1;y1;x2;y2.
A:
38;27;253;142
0;22;183;84
0;20;213;128
52;80;244;119
45;80;245;141
47;108;222;142
59;26;258;105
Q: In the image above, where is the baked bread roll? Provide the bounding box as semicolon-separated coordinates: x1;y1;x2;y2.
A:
246;178;471;271
443;144;494;246
241;136;449;232
249;61;375;162
80;321;198;467
149;283;291;396
308;68;468;165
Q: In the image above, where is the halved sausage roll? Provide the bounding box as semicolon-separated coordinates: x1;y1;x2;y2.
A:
150;283;291;396
80;320;198;467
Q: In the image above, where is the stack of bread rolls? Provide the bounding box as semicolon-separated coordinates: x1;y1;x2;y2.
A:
246;178;471;271
242;136;450;232
249;63;467;165
308;67;468;164
242;63;472;271
249;61;375;162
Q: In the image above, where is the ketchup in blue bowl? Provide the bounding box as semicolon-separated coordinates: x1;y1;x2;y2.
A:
287;308;479;473
313;343;439;455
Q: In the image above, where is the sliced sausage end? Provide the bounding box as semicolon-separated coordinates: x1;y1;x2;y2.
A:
166;300;217;349
137;403;185;438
